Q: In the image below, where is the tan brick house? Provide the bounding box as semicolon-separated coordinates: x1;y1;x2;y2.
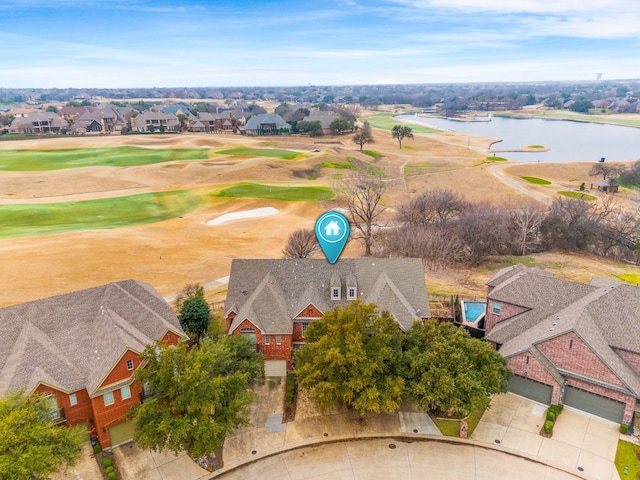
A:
485;265;640;424
224;258;430;376
0;280;186;448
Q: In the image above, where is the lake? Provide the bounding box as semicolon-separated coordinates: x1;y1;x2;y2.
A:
397;114;640;163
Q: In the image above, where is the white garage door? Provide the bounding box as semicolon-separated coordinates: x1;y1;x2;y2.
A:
108;420;135;447
264;360;287;377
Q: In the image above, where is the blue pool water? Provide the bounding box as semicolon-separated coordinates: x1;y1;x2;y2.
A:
463;301;486;322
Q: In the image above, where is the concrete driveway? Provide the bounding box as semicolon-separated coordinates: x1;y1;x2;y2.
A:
472;393;620;480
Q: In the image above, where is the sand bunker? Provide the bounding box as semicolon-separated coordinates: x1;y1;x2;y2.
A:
207;207;279;226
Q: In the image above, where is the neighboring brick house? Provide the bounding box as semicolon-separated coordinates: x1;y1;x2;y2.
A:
301;111;339;135
0;280;186;448
8;112;68;134
224;258;430;376
485;265;640;424
133;111;179;132
244;113;290;135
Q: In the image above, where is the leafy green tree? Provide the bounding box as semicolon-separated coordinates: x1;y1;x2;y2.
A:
353;121;374;151
0;391;84;479
131;336;262;462
391;124;414;148
569;97;594;113
179;295;211;342
402;321;510;417
45;105;58;113
330;117;352;133
297;120;323;136
295;301;405;416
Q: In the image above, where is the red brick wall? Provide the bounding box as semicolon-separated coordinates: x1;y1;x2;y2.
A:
230;318;293;370
538;332;625;387
507;353;562;404
226;312;236;331
616;348;640;375
294;303;323;319
34;384;93;429
564;377;636;423
92;382;142;448
100;350;142;388
485;300;529;334
162;329;181;346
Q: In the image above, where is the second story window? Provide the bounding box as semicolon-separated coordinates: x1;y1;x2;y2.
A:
69;393;77;406
265;335;270;345
492;301;502;315
301;323;309;338
103;391;114;407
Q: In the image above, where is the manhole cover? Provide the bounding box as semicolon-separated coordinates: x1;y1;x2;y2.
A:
251;450;257;455
323;433;328;437
577;467;584;472
413;429;418;433
494;439;501;445
388;444;396;449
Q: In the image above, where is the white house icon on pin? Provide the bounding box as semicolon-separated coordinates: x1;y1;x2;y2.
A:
325;220;341;237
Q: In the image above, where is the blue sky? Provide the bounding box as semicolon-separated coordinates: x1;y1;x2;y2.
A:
1;0;638;88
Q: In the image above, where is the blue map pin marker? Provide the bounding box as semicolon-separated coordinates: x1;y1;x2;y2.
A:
315;211;350;264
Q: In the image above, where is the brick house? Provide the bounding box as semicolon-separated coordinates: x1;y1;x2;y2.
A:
224;258;430;376
244;113;290;135
0;280;186;448
133;111;179;133
485;265;640;424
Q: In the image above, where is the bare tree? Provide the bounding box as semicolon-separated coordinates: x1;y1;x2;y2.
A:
334;104;361;123
383;224;467;271
337;164;386;256
396;189;468;226
589;162;626;181
353;121;374;151
508;204;546;255
282;228;319;258
456;204;511;263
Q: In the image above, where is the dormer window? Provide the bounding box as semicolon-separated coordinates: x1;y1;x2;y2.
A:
346;273;357;301
330;272;341;300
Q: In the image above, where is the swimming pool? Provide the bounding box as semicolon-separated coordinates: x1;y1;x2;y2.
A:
462;301;486;323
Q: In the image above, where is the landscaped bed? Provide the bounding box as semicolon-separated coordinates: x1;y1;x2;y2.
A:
0;146;212;171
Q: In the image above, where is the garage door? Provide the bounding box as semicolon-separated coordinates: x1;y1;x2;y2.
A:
264;360;287;377
509;375;553;405
108;420;135;447
564;386;625;423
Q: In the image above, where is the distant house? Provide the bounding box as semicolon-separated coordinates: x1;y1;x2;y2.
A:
0;280;186;448
485;265;640;424
70;104;127;134
590;180;619;193
244;113;290;135
224;258;430;376
8;112;68;134
133;111;179;132
187;112;234;133
301;111;339;135
59;106;93;123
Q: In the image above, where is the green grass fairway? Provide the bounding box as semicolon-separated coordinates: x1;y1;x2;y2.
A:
521;176;552;185
0;191;202;238
321;161;355;170
363;113;440;133
558;191;596;200
0;146;211;171
215;147;303;160
215;183;334;201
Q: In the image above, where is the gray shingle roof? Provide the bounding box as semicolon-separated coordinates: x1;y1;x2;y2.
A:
0;280;184;397
226;258;430;334
487;266;640;397
244;113;291;131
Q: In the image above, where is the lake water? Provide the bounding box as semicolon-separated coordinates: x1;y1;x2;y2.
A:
397;114;640;163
